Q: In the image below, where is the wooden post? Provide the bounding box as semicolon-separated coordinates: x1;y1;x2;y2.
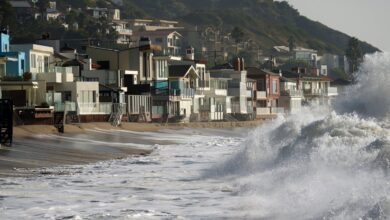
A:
0;99;13;146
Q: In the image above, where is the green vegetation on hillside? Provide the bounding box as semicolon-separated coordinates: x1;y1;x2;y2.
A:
0;0;379;56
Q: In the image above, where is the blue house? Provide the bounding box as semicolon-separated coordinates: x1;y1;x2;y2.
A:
0;32;26;77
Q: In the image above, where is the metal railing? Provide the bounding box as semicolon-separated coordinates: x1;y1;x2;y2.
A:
77;102;113;115
281;89;303;97
256;107;285;115
327;87;338;96
54;102;76;112
256;107;271;115
256;91;267;99
170;88;195;98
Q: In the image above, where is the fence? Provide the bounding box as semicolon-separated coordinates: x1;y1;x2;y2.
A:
77;102;113;115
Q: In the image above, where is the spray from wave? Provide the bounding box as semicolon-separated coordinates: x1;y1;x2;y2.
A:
205;53;390;219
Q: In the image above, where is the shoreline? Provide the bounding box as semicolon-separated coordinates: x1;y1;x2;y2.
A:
13;120;267;137
1;120;266;178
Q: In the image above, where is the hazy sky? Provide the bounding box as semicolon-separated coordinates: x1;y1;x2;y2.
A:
281;0;390;52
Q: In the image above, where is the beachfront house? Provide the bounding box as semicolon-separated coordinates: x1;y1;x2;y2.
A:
0;32;26;77
131;30;183;56
86;39;164;122
286;68;338;105
279;76;303;114
168;64;198;122
210;58;251;120
10;43;54;80
246;67;283;118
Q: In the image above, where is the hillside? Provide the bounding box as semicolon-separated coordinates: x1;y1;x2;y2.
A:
1;0;380;56
118;0;379;55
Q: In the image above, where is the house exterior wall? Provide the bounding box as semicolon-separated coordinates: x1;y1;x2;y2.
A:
54;81;99;104
86;47;119;71
210;69;248;114
0;33;10;52
5;51;26;76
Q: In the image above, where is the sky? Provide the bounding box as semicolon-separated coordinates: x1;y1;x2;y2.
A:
281;0;390;52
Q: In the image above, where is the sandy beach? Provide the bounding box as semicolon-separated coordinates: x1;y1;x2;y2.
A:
0;120;265;177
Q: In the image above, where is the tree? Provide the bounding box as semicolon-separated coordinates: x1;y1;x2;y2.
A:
345;37;362;77
0;0;17;31
288;36;295;53
231;27;244;55
231;26;244;43
36;0;50;20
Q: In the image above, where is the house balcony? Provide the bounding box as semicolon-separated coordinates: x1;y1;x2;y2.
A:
37;72;62;83
256;107;271;115
37;67;74;83
256;91;267;100
327;87;338;96
117;29;132;35
256;107;285;115
54;102;77;112
304;87;338;97
77;102;113;115
281;89;303;97
169;88;195;101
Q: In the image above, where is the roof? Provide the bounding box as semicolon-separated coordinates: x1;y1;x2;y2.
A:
62;59;84;67
133;30;182;37
281;70;331;81
127;19;179;24
99;84;122;92
331;78;352;86
169;65;197;78
211;63;234;70
294;47;317;53
9;1;31;8
247;67;280;77
60;44;76;52
273;46;290;53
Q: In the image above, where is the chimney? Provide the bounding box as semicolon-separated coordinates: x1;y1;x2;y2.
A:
234;58;241;71
185;46;195;60
240;58;245;71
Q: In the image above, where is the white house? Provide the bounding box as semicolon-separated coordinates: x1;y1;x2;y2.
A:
10;44;54;79
132;30;183;56
210;59;249;118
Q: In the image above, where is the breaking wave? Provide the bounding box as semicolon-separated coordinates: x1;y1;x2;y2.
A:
206;53;390;219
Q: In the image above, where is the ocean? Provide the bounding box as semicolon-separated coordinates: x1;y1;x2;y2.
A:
0;53;389;219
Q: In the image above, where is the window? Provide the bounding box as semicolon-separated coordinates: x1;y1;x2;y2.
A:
272;79;278;94
4;44;8;52
31;54;36;68
37;55;43;73
80;91;96;103
44;56;49;73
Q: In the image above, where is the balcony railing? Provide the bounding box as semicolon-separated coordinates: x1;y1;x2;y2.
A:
54;102;77;112
170;88;195;99
271;107;285;114
327;87;338;96
256;107;285;115
304;87;338;97
280;89;303;97
257;107;271;115
256;91;267;100
78;102;113;115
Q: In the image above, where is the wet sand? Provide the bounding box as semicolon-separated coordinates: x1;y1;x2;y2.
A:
1;120;265;177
